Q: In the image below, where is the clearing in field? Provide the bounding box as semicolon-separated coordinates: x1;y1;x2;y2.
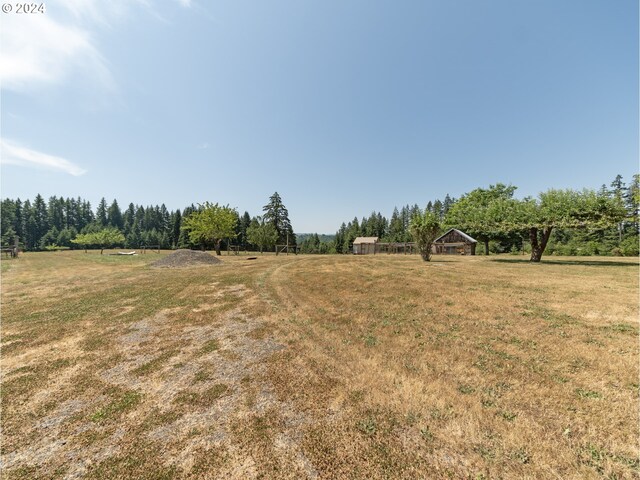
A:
1;251;638;479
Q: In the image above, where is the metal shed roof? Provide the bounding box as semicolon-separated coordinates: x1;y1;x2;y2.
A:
353;237;379;244
434;229;478;244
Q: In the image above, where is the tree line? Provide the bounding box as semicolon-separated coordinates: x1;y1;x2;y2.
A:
2;175;637;260
325;174;638;259
0;192;296;254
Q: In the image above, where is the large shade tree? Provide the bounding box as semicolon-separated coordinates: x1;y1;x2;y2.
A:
445;183;517;255
486;189;626;262
181;202;238;255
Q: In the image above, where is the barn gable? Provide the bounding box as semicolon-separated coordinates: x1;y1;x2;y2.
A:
433;229;477;255
434;229;478;244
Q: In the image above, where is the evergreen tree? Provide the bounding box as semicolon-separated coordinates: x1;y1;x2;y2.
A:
171;209;182;248
81;200;94;229
388;208;403;242
625;174;639;235
108;200;124;229
263;192;295;245
443;194;454;215
47;196;64;231
14;199;24;243
237;211;251;249
426;201;433;213
1;199;16;245
433;199;443;220
334;223;347;253
33;194;49;247
96;198;108;226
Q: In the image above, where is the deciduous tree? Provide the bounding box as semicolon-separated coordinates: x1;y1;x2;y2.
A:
409;211;441;261
445;184;517;255
246;216;278;253
71;227;125;254
181;202;237;255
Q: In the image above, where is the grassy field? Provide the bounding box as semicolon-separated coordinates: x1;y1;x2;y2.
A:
2;251;638;479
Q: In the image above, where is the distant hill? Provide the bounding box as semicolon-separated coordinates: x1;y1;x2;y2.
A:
296;233;336;243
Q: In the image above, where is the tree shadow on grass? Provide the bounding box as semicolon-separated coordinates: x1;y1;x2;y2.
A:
490;258;638;268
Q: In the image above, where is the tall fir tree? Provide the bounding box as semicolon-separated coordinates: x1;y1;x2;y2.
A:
108;200;124;229
96;198;108;226
263;192;295;245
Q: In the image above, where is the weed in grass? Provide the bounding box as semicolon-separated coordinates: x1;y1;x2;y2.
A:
458;384;475;395
420;426;434;442
363;333;378;347
357;416;377;436
91;391;141;422
405;411;420;425
509;448;531;464
568;358;590;373
604;323;637;334
499;410;517;422
552;374;569;384
474;444;496;460
575;388;602;399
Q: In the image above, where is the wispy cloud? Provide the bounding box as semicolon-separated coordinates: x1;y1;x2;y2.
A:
176;0;192;7
197;142;209;149
1;140;87;176
0;13;113;92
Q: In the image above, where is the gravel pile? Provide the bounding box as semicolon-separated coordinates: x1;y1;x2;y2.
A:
151;249;222;268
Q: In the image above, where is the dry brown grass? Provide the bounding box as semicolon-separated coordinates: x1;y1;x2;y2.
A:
1;251;638;479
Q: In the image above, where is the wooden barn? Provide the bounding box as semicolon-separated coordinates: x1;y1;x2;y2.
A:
353;237;379;255
433;229;477;255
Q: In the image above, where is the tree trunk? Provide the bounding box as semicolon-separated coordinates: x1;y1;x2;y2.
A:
215;240;221;256
529;226;552;262
100;248;104;255
484;238;490;255
420;244;432;261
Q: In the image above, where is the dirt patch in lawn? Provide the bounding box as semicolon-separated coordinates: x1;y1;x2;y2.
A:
151;249;222;268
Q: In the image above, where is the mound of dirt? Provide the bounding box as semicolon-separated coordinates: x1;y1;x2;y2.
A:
151;249;222;268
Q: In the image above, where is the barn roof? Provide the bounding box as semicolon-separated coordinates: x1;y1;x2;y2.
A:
353;237;379;244
434;229;478;244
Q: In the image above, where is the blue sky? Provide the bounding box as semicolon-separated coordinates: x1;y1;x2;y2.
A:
1;0;638;233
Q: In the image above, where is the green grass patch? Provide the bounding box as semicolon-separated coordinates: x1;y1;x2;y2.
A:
91;391;142;422
575;388;602;399
132;350;178;376
200;339;220;354
174;384;229;407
